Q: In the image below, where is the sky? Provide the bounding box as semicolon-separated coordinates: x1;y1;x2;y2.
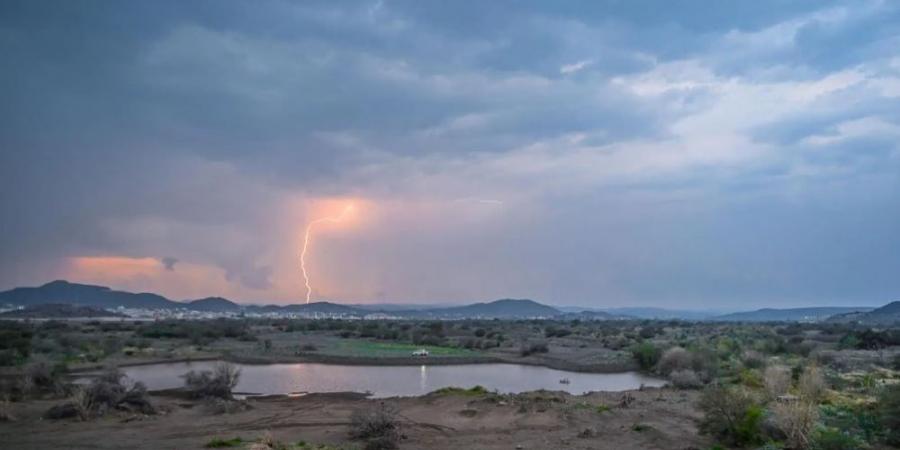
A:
1;1;899;308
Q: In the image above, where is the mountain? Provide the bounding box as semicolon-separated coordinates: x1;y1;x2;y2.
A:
0;303;126;318
607;307;729;320
281;302;364;315
558;310;629;321
408;299;561;319
828;301;900;325
0;281;618;320
560;306;723;320
0;280;178;309
186;297;241;312
712;306;874;322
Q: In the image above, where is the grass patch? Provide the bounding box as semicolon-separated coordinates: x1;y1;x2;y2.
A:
595;403;611;414
204;437;243;448
431;385;490;396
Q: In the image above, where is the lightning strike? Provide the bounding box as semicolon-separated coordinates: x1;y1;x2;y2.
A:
300;204;354;304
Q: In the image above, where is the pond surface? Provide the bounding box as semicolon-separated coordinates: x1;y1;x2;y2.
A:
110;361;666;398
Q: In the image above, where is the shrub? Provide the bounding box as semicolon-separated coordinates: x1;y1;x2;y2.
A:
879;384;900;446
519;341;549;357
698;386;764;447
22;357;66;394
184;363;241;399
631;342;661;371
204;437;243;448
349;402;400;450
658;347;692;376
48;367;154;420
764;366;792;400
771;401;818;450
741;350;766;369
670;369;703;389
798;366;826;402
810;427;865;450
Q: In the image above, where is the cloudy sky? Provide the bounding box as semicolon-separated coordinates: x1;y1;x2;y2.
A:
1;1;899;307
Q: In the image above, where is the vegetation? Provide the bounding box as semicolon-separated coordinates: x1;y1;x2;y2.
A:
183;363;241;399
349;402;401;450
204;437;244;448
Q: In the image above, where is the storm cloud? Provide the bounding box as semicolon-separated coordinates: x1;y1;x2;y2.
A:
1;0;898;307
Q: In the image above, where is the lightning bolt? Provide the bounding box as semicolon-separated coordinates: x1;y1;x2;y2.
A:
301;205;353;304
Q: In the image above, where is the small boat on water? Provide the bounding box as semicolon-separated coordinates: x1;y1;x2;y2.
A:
559;378;570;384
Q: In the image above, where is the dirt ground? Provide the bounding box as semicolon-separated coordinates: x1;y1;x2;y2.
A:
0;387;711;450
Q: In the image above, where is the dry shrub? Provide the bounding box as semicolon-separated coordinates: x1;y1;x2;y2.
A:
22;357;65;395
45;367;154;420
772;400;818;450
350;402;401;450
0;396;13;422
764;366;792;400
204;397;252;415
184;363;241;399
670;369;703;389
658;347;693;375
741;350;766;369
798;365;826;402
698;385;764;447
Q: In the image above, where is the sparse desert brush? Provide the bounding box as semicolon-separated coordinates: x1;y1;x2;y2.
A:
657;347;692;375
698;385;764;447
879;384;900;446
45;366;155;420
670;369;703;389
798;365;827;402
741;350;766;369
350;402;401;450
183;363;241;399
771;400;818;450
764;366;792;400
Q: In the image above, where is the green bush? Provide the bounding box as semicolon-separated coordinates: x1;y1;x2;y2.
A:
879;384;900;446
204;437;243;448
631;342;661;371
810;427;865;450
698;386;764;447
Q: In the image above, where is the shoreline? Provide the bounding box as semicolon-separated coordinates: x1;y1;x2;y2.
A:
68;351;641;375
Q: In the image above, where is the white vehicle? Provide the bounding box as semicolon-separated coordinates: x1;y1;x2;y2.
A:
411;349;430;357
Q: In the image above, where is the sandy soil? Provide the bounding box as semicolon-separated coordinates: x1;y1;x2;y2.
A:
0;387;711;450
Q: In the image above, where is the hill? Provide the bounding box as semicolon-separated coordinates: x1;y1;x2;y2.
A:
712;306;873;322
828;301;900;325
0;280;177;309
186;297;241;312
408;299;560;319
0;303;126;318
281;302;364;315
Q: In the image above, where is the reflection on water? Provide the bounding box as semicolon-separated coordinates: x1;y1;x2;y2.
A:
111;361;666;398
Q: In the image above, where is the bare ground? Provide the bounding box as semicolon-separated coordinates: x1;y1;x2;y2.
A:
0;387;711;450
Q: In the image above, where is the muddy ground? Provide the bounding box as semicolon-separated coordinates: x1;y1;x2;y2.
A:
0;387;711;449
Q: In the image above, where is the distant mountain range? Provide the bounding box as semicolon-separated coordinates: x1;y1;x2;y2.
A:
0;303;126;318
0;281;893;323
0;281;565;319
559;306;724;320
710;307;875;322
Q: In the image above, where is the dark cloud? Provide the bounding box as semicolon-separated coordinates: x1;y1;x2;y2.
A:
1;0;898;306
161;257;178;271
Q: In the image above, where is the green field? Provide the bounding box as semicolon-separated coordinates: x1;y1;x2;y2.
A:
326;340;480;358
